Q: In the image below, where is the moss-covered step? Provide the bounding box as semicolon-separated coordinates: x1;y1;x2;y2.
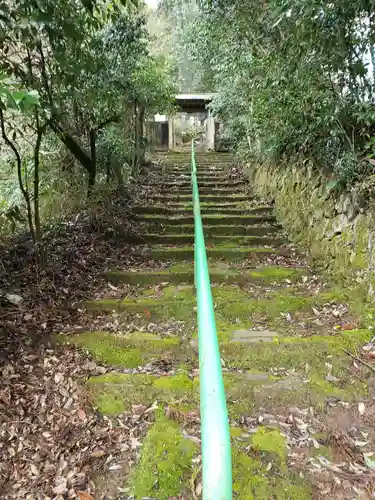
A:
157;156;233;161
221;328;370;384
128;416;198;499
154;180;246;189
154;154;233;162
87;339;368;416
158;186;245;195
104;265;302;286
136;214;276;226
133;205;274;216
134;233;283;246
126;415;310;500
149;165;230;174
159;174;236;183
147;193;249;203
144;224;281;237
84;285;344;332
63;331;187;368
200;205;274;215
150;245;282;261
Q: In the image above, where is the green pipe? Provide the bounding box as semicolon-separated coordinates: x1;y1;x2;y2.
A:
191;141;232;499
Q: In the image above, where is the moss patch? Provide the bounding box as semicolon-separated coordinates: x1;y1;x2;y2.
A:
232;427;311;499
88;372;196;415
104;265;303;287
66;331;183;368
87;328;369;418
129;416;197;498
221;330;369;413
252;427;286;465
84;284;358;340
150;245;280;261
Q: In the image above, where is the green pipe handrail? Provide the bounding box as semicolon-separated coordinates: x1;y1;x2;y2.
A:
191;140;232;499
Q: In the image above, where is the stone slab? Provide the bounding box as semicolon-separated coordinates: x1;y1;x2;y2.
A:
230;329;279;344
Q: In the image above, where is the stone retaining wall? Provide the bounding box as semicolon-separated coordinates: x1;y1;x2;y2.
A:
246;162;375;294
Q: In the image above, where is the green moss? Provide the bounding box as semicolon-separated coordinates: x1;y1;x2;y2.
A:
66;331;182;368
231;430;311;499
222;329;370;373
84;284;359;336
249;266;303;281
252;427;286;465
129;416;197;498
309;373;367;400
88;373;197;415
232;446;270;499
220;330;370;413
104;269;194;286
154;373;193;390
150;245;280;262
311;444;332;460
213;286;311;324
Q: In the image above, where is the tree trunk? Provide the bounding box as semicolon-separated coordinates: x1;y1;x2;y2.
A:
138;105;145;166
132;100;138;176
33;117;50;264
0;109;36;243
88;128;97;195
106;157;111;184
50;120;94;174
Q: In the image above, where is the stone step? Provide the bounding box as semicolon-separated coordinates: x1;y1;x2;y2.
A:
161;175;237;183
66;331;187;368
142;224;280;237
133;205;274;216
145;193;249;202
147;169;231;178
149;245;282;261
136;214;277;226
154;159;234;167
104;265;300;286
133;233;283;246
158;186;245;195
147;180;246;189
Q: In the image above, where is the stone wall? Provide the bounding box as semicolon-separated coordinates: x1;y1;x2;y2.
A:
245;161;375;293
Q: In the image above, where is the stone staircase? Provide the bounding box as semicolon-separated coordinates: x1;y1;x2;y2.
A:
66;152;371;499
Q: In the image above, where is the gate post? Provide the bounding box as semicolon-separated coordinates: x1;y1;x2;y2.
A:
168;116;174;150
207;110;215;151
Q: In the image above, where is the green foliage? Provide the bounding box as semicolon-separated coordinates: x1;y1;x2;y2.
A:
0;74;39;112
179;0;375;185
0;0;176;242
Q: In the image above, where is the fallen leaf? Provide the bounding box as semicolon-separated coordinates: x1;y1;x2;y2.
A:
90;449;106;458
358;402;366;415
342;323;357;331
195;482;202;495
78;408;86;421
130;437;141;450
364;453;375;469
78;492;94;500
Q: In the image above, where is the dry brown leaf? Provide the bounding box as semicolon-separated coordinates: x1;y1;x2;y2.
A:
341;323;358;331
165;405;186;423
78;492;94;500
78;408;86;421
90;449;106;458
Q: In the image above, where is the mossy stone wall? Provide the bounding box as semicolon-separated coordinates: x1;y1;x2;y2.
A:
246;161;375;294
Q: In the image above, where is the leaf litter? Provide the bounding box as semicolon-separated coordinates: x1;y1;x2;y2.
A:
0;195;175;498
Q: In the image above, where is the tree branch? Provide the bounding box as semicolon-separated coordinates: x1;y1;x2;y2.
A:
37;42;54;107
94;114;120;131
0;108;35;241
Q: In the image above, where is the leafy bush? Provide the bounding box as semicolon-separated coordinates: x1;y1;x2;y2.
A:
171;0;375;187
